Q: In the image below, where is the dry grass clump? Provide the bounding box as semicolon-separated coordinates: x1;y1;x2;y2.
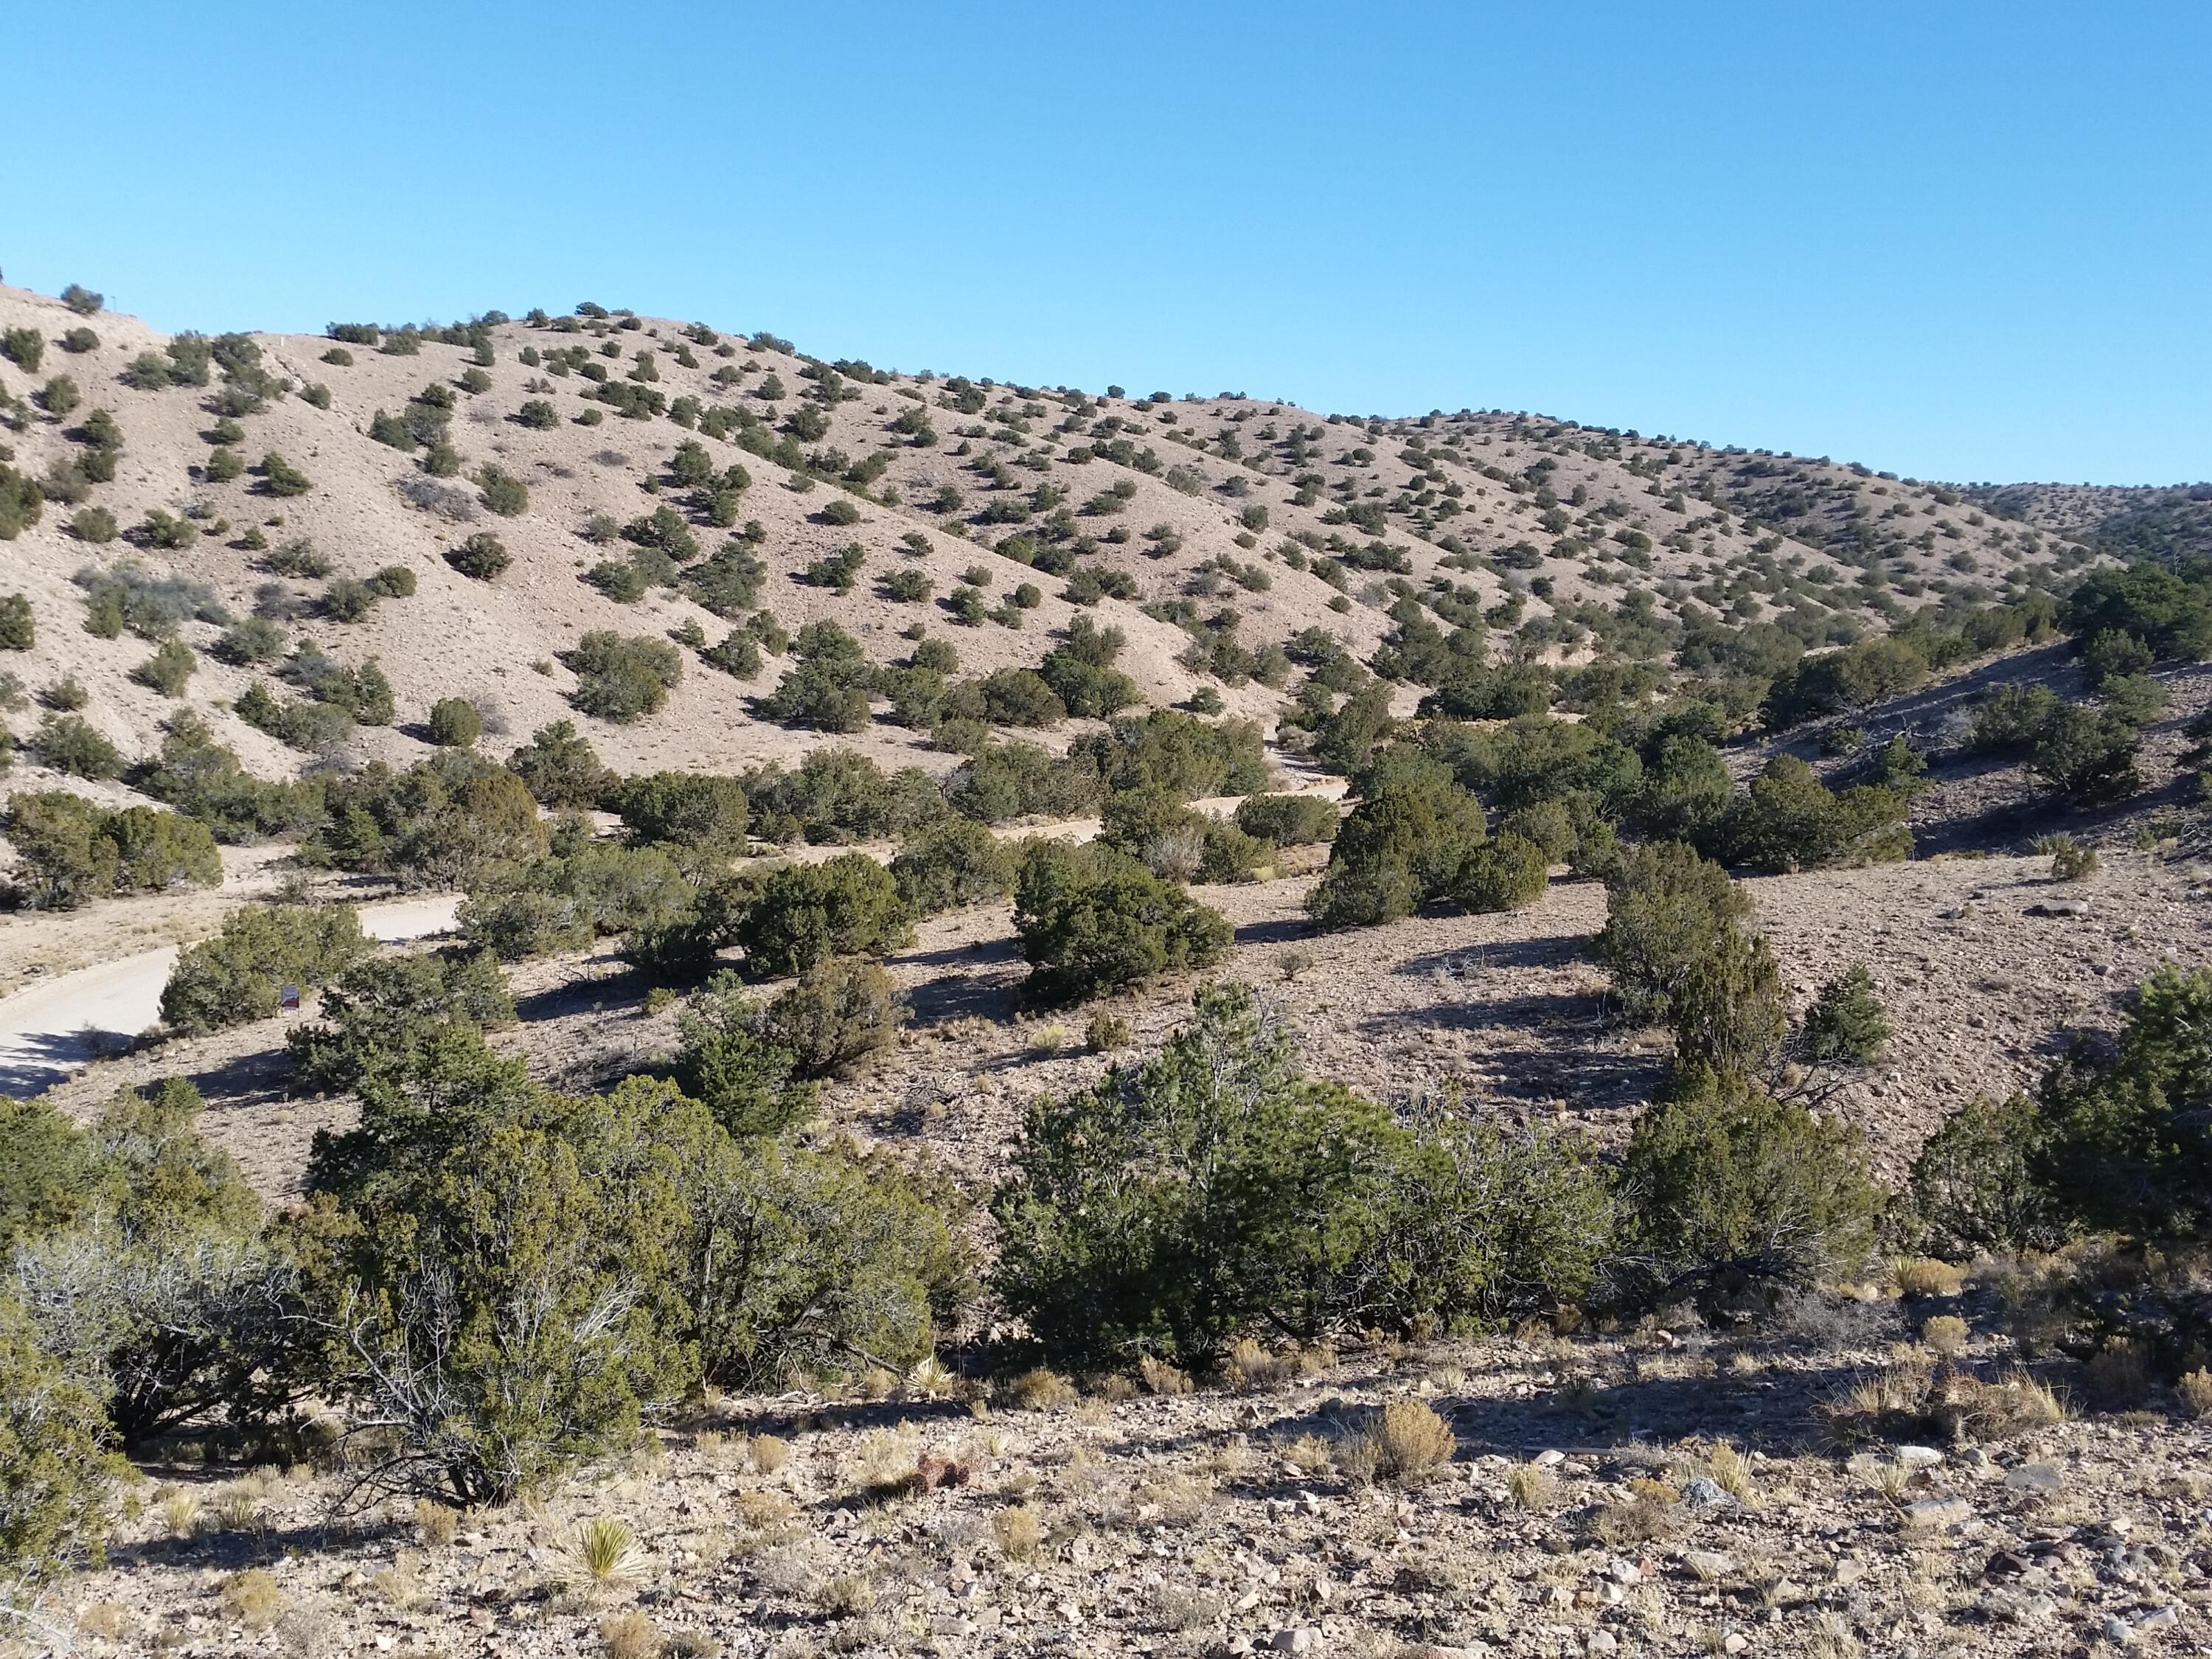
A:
1930;1367;2068;1439
560;1517;647;1590
599;1610;663;1659
992;1503;1044;1561
2082;1338;2152;1405
1590;1490;1686;1547
748;1433;790;1475
1705;1441;1755;1500
1279;1433;1336;1478
1222;1337;1300;1389
1891;1256;1968;1298
1506;1461;1559;1511
2178;1368;2212;1419
156;1486;200;1539
1826;1352;2066;1444
1006;1366;1078;1411
1342;1399;1457;1486
220;1568;286;1630
1919;1315;1969;1357
815;1572;878;1618
209;1481;267;1532
1138;1354;1192;1396
413;1496;459;1546
905;1354;956;1397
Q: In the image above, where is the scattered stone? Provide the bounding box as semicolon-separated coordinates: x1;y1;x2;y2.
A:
1721;1634;1750;1656
1905;1498;1975;1529
1895;1445;1944;1470
1680;1477;1736;1510
2004;1463;2064;1495
2101;1612;2135;1645
1585;1632;1619;1656
1683;1550;1736;1582
2027;899;2089;918
1270;1627;1324;1655
1533;1449;1565;1467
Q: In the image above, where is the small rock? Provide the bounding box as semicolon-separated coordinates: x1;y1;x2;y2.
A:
1722;1634;1750;1657
1604;1557;1642;1585
2028;899;2089;918
1585;1632;1619;1656
1227;1639;1254;1656
2101;1613;2135;1645
2004;1463;2063;1495
1271;1628;1324;1655
1534;1449;1565;1467
1683;1550;1736;1582
1895;1445;1944;1470
1905;1498;1975;1529
2135;1606;2180;1632
1680;1477;1736;1510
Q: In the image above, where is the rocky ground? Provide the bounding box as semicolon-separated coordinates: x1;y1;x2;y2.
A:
39;1287;2212;1659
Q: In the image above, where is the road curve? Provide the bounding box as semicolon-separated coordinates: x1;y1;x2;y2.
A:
0;894;462;1100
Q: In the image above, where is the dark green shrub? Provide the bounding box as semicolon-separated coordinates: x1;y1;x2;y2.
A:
476;465;529;516
131;710;324;839
736;855;911;977
993;982;1615;1366
1621;1065;1879;1307
943;740;1103;823
507;720;611;807
1233;792;1337;844
978;667;1065;728
446;531;509;579
2062;560;2212;663
683;541;766;616
59;327;98;354
617;771;750;854
257;452;312;496
1968;684;2061;754
39;375;80;417
1800;964;1890;1070
1451;831;1548;912
69;506;117;543
565;630;682;722
1907;1092;2064;1256
889;817;1015;914
2030;964;2212;1239
757;956;907;1079
288;949;515;1098
132;639;198;697
32;712;122;779
0;594;32;650
4;793;221;908
60;284;104;316
702;627;765;678
1306;755;1488;929
1012;840;1231;1004
321;576;379;622
204;445;244;482
1;327;44;372
1593;841;1756;1026
0;464;41;539
1722;755;1911;872
671;973;815;1137
2028;704;2140;801
2079;627;2155;688
426;697;481;747
160;904;369;1034
369;564;417;599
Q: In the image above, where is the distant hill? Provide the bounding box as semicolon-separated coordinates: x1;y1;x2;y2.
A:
1962;481;2212;568
0;281;2107;788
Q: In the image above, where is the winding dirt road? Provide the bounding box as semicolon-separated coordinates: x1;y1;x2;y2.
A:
0;894;462;1099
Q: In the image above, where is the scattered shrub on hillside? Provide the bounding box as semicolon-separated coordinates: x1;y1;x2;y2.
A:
1593;841;1756;1027
446;531;509;579
0;1300;127;1585
1621;1065;1879;1309
891;817;1017;914
426;697;482;748
757;957;907;1079
477;465;529;516
257;452;312;497
616;771;750;855
3;793;221;908
671;973;815;1138
160;905;369;1035
736;855;913;978
507;720;612;807
32;712;123;779
1721;754;1912;872
1012;840;1231;1004
994;982;1615;1366
0;593;35;651
1233;793;1339;846
1306;754;1489;929
565;631;682;723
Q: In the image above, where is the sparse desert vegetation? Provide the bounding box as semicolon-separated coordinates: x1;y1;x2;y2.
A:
1;277;2210;1656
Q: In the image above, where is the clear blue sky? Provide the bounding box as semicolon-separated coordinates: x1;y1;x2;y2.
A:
8;1;2206;486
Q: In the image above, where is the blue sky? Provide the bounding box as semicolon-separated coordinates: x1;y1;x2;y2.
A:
7;1;2205;485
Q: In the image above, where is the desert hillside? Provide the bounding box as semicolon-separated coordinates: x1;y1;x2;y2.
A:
4;280;2211;1659
0;282;2096;785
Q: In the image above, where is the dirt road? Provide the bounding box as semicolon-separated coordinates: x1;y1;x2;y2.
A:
0;894;462;1099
